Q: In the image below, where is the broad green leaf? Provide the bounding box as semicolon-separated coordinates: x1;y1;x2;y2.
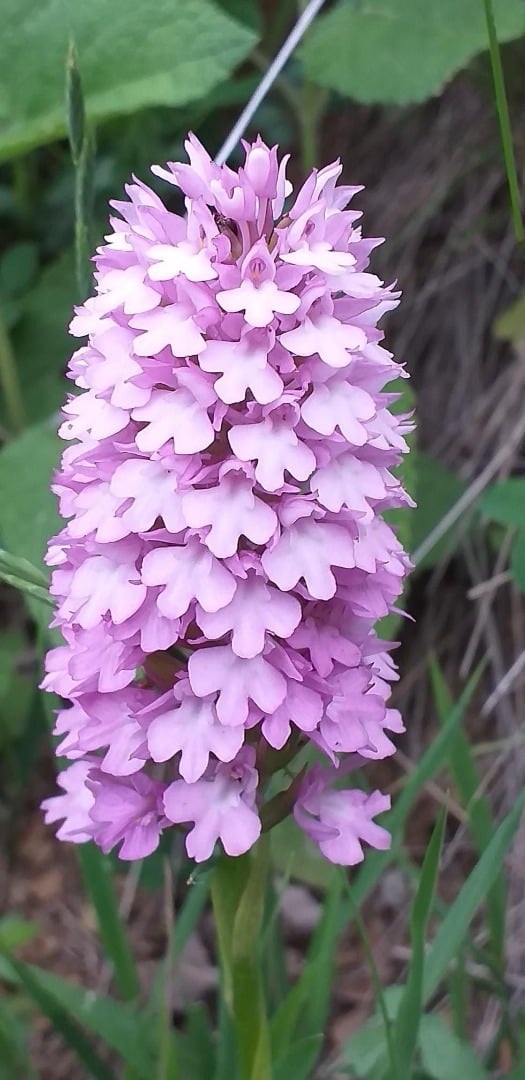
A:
0;242;38;297
301;0;525;105
419;1013;488;1080
423;787;525;1003
0;0;257;160
338;987;403;1078
480;478;525;528
0;419;60;632
394;809;446;1076
0;420;60;567
511;530;525;591
0;914;40;952
0;629;34;749
493;290;525;345
411;452;468;569
10;251;76;423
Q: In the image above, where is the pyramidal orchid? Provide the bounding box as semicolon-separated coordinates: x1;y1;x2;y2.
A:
42;134;413;867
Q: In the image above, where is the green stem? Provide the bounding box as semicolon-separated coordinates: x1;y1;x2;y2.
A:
0;315;25;434
482;0;524;245
211;838;272;1080
299;81;327;175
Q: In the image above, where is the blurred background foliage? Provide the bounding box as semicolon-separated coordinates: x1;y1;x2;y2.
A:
2;1;525;1077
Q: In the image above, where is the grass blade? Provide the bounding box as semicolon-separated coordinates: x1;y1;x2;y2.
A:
77;844;140;1002
394;807;447;1076
430;657;506;971
351;665;483;908
340;872;397;1080
423;788;525;1003
0;954;113;1080
482;0;524;245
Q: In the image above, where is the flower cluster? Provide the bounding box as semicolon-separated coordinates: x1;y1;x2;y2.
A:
42;135;412;865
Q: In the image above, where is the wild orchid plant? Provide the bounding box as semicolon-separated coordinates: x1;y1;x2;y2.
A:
41;131;412;1071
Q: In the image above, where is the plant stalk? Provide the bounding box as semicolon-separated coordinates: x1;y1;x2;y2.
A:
211;838;272;1079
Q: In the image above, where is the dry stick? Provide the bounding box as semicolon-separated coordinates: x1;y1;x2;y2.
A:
460;527;515;678
482;649;525;718
215;0;326;165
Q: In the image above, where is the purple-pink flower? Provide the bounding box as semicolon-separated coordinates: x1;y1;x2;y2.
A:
42;134;413;865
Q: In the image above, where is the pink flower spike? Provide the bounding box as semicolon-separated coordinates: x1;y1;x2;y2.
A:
43;133;411;871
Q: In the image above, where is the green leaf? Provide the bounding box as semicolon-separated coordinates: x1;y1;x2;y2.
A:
0;242;38;297
418;1013;488;1080
0;419;60;566
0;549;52;607
481;478;525;528
10;252;76;423
65;41;86;167
511;529;525;591
0;0;257;160
271;965;318;1061
351;666;483;909
0;954;114;1080
430;658;506;970
302;874;344;1036
423;787;525;1003
0;419;60;630
494;291;525;345
0;629;35;749
0;914;40;952
211;841;272;1080
76;845;140;1003
394;809;446;1077
270;814;336;889
301;0;525;105
412;452;467;569
338;987;403;1078
274;1035;323;1080
0;955;160;1078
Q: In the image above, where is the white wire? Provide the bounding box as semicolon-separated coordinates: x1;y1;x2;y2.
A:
215;0;327;165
